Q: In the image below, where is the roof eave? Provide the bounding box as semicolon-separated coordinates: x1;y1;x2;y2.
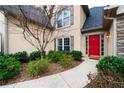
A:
104;6;119;17
81;26;103;33
81;5;90;16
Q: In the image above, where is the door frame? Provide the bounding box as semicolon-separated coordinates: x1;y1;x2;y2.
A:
83;31;107;57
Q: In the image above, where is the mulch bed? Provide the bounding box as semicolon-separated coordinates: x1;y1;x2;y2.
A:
0;60;83;86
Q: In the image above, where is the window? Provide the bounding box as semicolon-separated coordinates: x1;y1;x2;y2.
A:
85;36;88;54
57;37;70;51
57;9;70;28
101;34;104;55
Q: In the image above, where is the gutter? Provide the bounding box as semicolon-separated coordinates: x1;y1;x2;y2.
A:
81;26;103;33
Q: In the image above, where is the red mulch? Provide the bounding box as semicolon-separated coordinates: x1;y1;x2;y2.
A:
0;60;83;85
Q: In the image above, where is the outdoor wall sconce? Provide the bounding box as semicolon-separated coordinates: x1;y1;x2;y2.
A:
106;32;110;38
106;35;110;38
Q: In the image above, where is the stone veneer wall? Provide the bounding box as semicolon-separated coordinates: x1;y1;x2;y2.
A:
117;14;124;56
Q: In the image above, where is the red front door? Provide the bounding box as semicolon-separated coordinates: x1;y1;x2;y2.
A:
89;35;100;57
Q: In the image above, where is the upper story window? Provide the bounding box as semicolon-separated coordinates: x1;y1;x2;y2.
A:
57;9;70;28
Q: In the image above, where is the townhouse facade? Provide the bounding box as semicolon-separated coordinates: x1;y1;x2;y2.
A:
0;5;124;59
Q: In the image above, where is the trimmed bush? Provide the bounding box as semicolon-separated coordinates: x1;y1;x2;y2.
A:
27;59;49;77
48;50;54;55
0;52;4;56
14;51;29;63
58;55;73;68
96;56;124;77
47;51;65;62
4;54;14;58
61;51;72;55
0;56;21;80
71;51;82;60
30;51;41;61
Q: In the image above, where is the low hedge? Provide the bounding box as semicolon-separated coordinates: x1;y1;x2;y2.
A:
27;59;49;77
96;56;124;77
71;51;82;60
47;50;82;62
14;51;29;63
47;51;65;62
30;51;41;61
0;56;21;80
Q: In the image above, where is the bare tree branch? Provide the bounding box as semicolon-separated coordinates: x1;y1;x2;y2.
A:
1;5;63;57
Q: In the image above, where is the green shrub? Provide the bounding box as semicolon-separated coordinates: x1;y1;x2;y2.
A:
47;51;65;62
30;51;41;61
0;52;4;56
96;56;124;77
48;50;54;55
4;54;14;58
27;59;49;77
14;51;29;63
0;56;21;80
58;55;73;68
71;51;82;60
61;51;72;55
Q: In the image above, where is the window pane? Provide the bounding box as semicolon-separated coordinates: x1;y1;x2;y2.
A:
63;9;70;26
64;38;70;51
64;46;70;51
57;20;62;28
58;46;62;51
58;39;62;46
57;38;63;51
64;38;69;45
63;10;69;18
63;18;69;26
57;13;62;28
58;13;62;20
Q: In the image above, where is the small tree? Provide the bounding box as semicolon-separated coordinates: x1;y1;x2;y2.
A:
1;5;62;58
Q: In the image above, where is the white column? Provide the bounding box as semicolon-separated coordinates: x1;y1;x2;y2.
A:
0;11;8;54
104;17;117;56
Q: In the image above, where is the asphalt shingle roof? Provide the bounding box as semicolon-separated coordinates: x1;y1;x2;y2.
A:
82;6;104;31
0;5;51;28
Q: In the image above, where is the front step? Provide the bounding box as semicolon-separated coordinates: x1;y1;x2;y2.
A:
89;55;100;60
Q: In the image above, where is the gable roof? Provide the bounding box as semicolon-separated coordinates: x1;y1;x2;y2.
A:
82;6;104;31
81;5;90;16
0;5;51;28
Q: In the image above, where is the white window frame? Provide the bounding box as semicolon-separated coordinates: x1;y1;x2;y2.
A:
56;37;71;51
56;9;71;29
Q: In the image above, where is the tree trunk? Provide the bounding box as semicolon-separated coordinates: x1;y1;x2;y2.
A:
42;51;46;58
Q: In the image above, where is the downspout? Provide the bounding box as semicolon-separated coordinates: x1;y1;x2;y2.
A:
104;17;117;56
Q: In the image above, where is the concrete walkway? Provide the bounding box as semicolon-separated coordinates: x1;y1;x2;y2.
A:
0;58;98;88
